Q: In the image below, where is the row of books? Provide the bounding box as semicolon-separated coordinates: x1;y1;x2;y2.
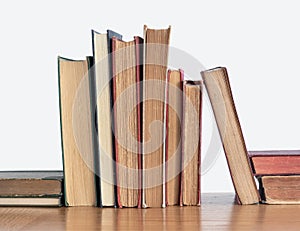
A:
58;25;202;207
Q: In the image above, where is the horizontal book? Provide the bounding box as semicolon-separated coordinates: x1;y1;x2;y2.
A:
249;150;300;175
0;197;62;207
260;175;300;204
0;171;63;196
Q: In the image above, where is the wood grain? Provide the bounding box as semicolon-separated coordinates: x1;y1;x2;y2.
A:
1;194;300;230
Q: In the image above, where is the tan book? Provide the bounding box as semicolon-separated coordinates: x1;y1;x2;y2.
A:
92;30;122;207
261;176;300;204
58;57;96;206
180;81;202;206
142;25;171;208
112;36;143;208
201;67;260;205
0;197;62;207
165;70;183;206
0;171;62;196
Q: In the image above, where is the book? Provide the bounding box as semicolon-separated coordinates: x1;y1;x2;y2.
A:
201;67;260;205
0;171;63;207
180;80;202;206
260;175;300;204
58;57;96;206
142;25;171;208
112;36;143;208
92;30;122;207
0;171;63;196
165;69;183;206
0;197;62;207
249;150;300;175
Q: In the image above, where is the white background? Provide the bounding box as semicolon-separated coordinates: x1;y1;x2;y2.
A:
0;0;299;192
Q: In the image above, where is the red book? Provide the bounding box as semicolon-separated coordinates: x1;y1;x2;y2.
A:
112;36;143;208
249;150;300;175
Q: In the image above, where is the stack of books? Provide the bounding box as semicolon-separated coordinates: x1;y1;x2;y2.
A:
0;171;63;206
249;150;300;204
58;25;203;208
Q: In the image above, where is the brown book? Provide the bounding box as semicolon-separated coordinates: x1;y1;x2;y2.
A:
112;36;143;208
58;57;96;206
249;150;300;175
165;69;183;206
261;176;300;204
180;80;202;206
142;25;171;208
0;171;62;196
201;67;260;205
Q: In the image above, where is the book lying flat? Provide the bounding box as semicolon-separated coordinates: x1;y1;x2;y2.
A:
92;30;122;207
0;171;63;196
249;150;300;175
0;197;62;207
112;36;143;208
260;175;300;204
180;80;202;206
58;57;97;206
201;67;260;205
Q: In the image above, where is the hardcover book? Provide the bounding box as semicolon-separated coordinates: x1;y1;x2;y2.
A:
165;69;183;206
180;80;202;206
112;36;143;208
249;150;300;175
201;67;260;205
58;57;96;206
142;25;171;208
92;30;122;207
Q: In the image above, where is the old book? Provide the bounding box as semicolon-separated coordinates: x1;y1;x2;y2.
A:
58;57;96;206
112;36;143;208
180;80;202;206
0;197;62;207
92;30;122;207
142;25;171;208
261;176;300;204
0;171;63;196
201;67;260;205
165;69;183;206
249;150;300;175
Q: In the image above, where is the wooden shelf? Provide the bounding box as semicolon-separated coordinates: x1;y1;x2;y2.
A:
0;193;299;230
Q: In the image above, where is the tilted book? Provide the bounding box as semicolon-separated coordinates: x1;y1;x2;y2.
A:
201;67;260;205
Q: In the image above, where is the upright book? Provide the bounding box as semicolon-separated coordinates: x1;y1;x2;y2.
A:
112;36;143;208
201;67;260;205
0;171;63;206
249;150;300;175
58;57;96;206
180;80;202;206
92;30;122;207
142;25;171;208
165;69;183;206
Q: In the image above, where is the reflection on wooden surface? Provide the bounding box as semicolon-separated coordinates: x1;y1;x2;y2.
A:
0;194;300;230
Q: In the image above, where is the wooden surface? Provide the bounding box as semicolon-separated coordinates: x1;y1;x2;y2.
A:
1;193;300;230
